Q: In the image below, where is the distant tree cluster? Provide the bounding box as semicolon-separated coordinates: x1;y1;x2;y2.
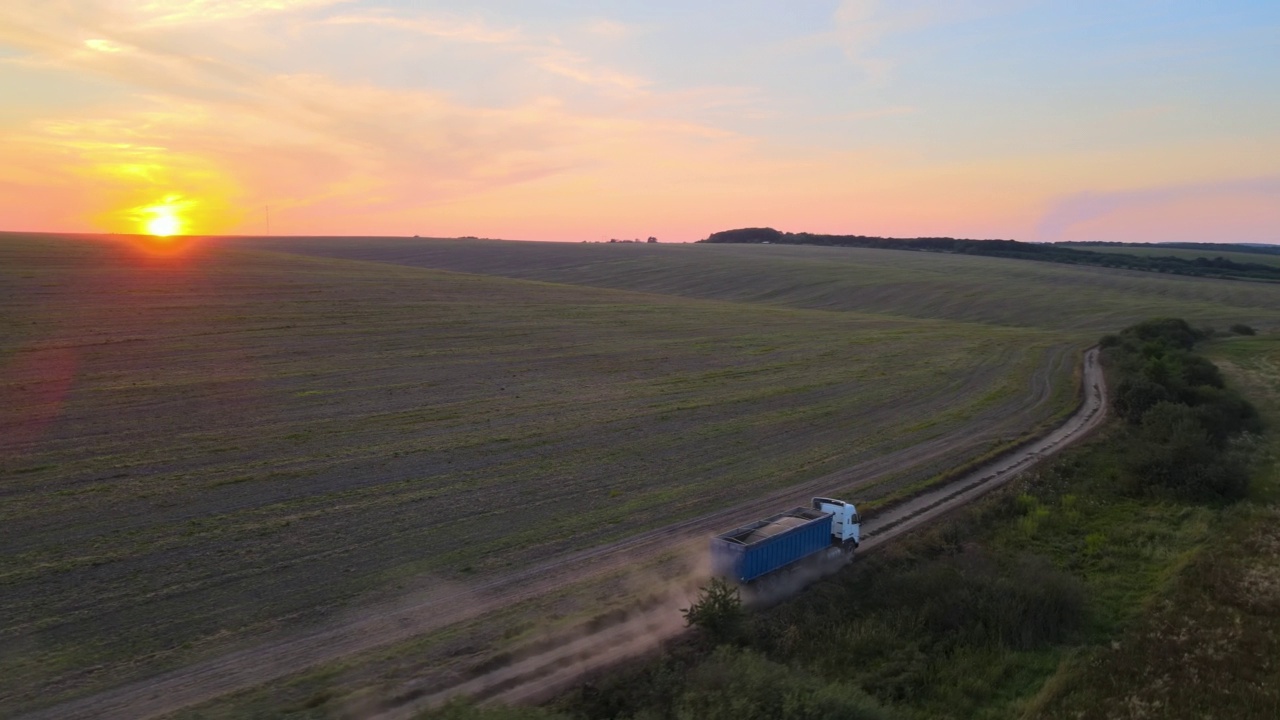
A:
698;228;1280;282
1070;240;1280;259
1101;318;1261;501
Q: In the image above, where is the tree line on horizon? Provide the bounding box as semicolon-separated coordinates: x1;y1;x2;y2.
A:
698;227;1280;282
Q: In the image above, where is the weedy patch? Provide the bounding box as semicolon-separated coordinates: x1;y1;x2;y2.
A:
1029;335;1280;719
1235;507;1280;613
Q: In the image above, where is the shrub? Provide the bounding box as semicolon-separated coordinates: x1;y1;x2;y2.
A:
1112;376;1172;423
1229;323;1257;336
574;653;697;720
1084;532;1107;556
1120;318;1204;351
424;700;572;719
869;550;1084;651
1189;386;1263;447
676;647;891;720
1176;352;1226;389
1124;402;1249;501
1105;318;1258;502
683;577;746;645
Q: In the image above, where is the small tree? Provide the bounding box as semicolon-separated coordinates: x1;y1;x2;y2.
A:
1230;323;1257;336
682;577;745;644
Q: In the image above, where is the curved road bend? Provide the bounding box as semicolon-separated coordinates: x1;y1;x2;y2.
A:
861;346;1106;548
20;349;1106;720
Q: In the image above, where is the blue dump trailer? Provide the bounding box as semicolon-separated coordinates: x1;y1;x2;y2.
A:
710;498;861;584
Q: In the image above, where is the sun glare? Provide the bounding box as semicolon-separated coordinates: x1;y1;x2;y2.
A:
136;196;188;237
146;209;181;237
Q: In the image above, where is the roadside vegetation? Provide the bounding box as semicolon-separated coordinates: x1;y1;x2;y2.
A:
1033;333;1280;718
1103;318;1260;501
423;319;1275;720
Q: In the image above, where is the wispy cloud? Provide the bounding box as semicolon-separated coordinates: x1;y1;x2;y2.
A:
323;13;520;44
827;0;1024;82
836;105;918;121
1;0;766;236
83;38;128;53
0;0;737;235
136;0;350;26
325;10;650;95
832;0;895;81
581;18;631;39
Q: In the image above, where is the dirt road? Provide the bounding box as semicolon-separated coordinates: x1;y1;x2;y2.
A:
861;346;1107;548
371;347;1108;717
18;349;1106;720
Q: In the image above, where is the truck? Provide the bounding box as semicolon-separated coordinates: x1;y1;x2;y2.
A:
710;497;861;584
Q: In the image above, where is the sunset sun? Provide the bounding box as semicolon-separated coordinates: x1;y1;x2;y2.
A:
137;197;187;237
146;210;181;237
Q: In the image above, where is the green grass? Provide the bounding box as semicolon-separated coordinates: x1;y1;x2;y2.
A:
1026;335;1280;718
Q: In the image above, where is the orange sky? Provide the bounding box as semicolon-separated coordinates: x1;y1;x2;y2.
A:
1;1;1277;242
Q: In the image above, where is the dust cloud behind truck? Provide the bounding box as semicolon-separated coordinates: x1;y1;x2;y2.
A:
710;497;860;584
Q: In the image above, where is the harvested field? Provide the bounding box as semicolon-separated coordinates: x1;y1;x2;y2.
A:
1060;243;1280;269
236;238;1280;332
1;234;1075;715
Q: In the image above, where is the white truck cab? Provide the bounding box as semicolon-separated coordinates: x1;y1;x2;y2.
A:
812;497;861;546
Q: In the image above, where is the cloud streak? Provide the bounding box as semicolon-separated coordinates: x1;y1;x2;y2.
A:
325;10;651;95
135;0;350;26
0;0;746;235
828;0;1022;82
